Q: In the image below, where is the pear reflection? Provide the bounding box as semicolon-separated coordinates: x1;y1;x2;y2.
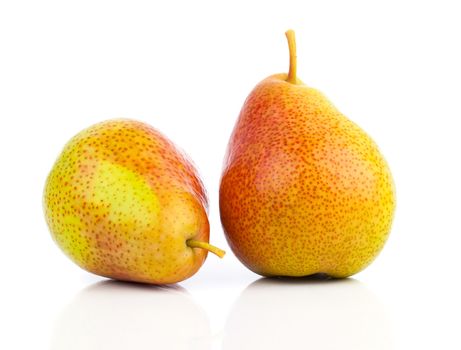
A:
52;281;211;350
224;278;392;350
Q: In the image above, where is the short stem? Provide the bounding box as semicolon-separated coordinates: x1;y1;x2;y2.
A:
285;29;297;84
186;239;226;258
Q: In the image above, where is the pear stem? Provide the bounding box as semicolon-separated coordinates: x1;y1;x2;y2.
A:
285;29;297;84
186;239;226;258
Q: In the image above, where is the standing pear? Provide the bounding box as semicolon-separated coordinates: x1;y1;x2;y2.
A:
220;30;395;278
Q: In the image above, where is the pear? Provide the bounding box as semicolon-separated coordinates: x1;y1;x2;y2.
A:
219;30;395;278
44;119;224;284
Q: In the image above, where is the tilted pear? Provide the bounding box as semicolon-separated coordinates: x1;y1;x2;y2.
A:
44;119;224;284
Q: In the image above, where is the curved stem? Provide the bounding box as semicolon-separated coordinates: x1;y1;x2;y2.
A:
186;239;226;258
285;29;297;84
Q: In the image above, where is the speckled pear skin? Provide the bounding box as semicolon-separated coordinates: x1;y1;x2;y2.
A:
44;119;209;284
220;74;395;278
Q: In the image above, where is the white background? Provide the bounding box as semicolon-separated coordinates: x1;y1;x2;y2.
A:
1;0;460;349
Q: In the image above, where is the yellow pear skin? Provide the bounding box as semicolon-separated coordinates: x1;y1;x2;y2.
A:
44;119;224;285
219;30;395;278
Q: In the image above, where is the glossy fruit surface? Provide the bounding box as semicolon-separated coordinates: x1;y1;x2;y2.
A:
44;119;224;284
219;31;395;278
